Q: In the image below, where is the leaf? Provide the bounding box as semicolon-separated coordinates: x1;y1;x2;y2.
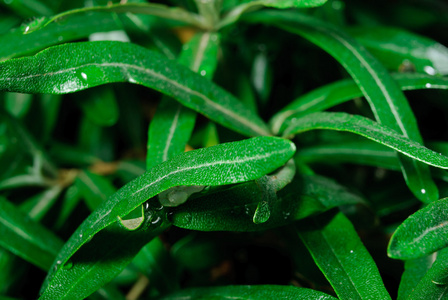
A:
219;0;328;29
4;92;33;118
39;136;295;298
350;26;448;75
23;2;206;34
76;86;119;127
271;73;448;135
75;170;116;211
0;41;271;137
406;248;448;299
283;112;448;169
0;196;63;271
397;254;436;300
19;185;63;221
171;173;364;231
147;32;220;169
245;9;437;202
388;197;448;260
0;12;121;61
158;285;338;299
0;0;57;17
297;210;391;300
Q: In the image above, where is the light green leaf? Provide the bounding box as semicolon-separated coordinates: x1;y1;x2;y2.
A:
388;197;448;259
351;26;448;75
147;32;220;169
39;136;295;299
0;196;63;271
283;112;448;169
171;173;364;231
158;285;337;299
0;41;270;137
23;2;206;34
246;9;437;202
271;73;448;135
297;211;391;300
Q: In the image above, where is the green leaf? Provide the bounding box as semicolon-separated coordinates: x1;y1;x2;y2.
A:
40;136;295;298
406;248;448;299
397;255;436;300
219;0;328;29
271;73;448;135
297;210;391;300
76;87;119;127
4;92;33;118
23;2;207;34
283;112;448;169
0;0;57;17
147;32;220;169
350;26;448;75
0;41;271;137
388;197;448;260
0;196;63;271
75;171;116;211
245;9;437;202
171;173;364;231
158;285;337;299
19;185;63;221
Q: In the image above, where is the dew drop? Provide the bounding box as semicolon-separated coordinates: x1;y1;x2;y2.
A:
350;250;354;253
81;72;88;81
421;189;426;194
62;260;73;270
200;70;207;76
58;36;63;41
151;216;162;225
79;234;83;238
118;205;145;231
424;66;436;75
425;83;432;88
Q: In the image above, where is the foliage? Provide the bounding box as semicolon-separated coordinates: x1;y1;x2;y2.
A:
1;0;448;299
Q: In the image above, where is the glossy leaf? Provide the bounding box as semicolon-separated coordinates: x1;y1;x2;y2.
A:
271;73;448;135
350;26;448;75
171;173;364;231
388;197;448;259
297;211;391;300
23;2;207;34
158;285;337;299
147;32;220;169
40;137;295;298
406;248;448;299
0;41;270;137
283;112;448;169
397;254;436;300
219;0;328;29
246;9;437;202
0;12;121;61
0;196;63;271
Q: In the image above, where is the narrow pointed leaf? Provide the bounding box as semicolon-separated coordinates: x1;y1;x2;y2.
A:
283;112;448;169
77;87;119;127
23;2;206;34
75;171;116;211
271;73;448;135
297;211;391;300
158;285;337;299
171;173;364;231
147;32;220;169
40;137;295;298
388;197;448;259
0;41;270;137
398;254;436;300
0;197;63;271
350;26;448;75
246;9;437;202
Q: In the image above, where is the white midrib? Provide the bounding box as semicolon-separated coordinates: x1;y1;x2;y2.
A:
2;61;269;136
162;103;182;162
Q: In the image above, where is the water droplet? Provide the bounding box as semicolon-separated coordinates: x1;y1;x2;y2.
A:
425;83;432;88
62;260;73;270
20;17;48;34
58;36;63;41
81;72;87;81
424;66;436;75
200;70;207;76
211;34;218;42
421;189;426;194
118;205;145;231
350;250;354;253
79;234;83;238
151;216;162;225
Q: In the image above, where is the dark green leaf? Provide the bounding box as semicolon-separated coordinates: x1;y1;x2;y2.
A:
171;173;364;231
388;197;448;259
351;26;448;75
75;171;116;211
297;211;391;300
158;285;337;299
40;137;295;298
246;9;437;202
283;112;448;169
0;41;271;137
0;196;63;271
398;255;436;300
76;87;119;127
